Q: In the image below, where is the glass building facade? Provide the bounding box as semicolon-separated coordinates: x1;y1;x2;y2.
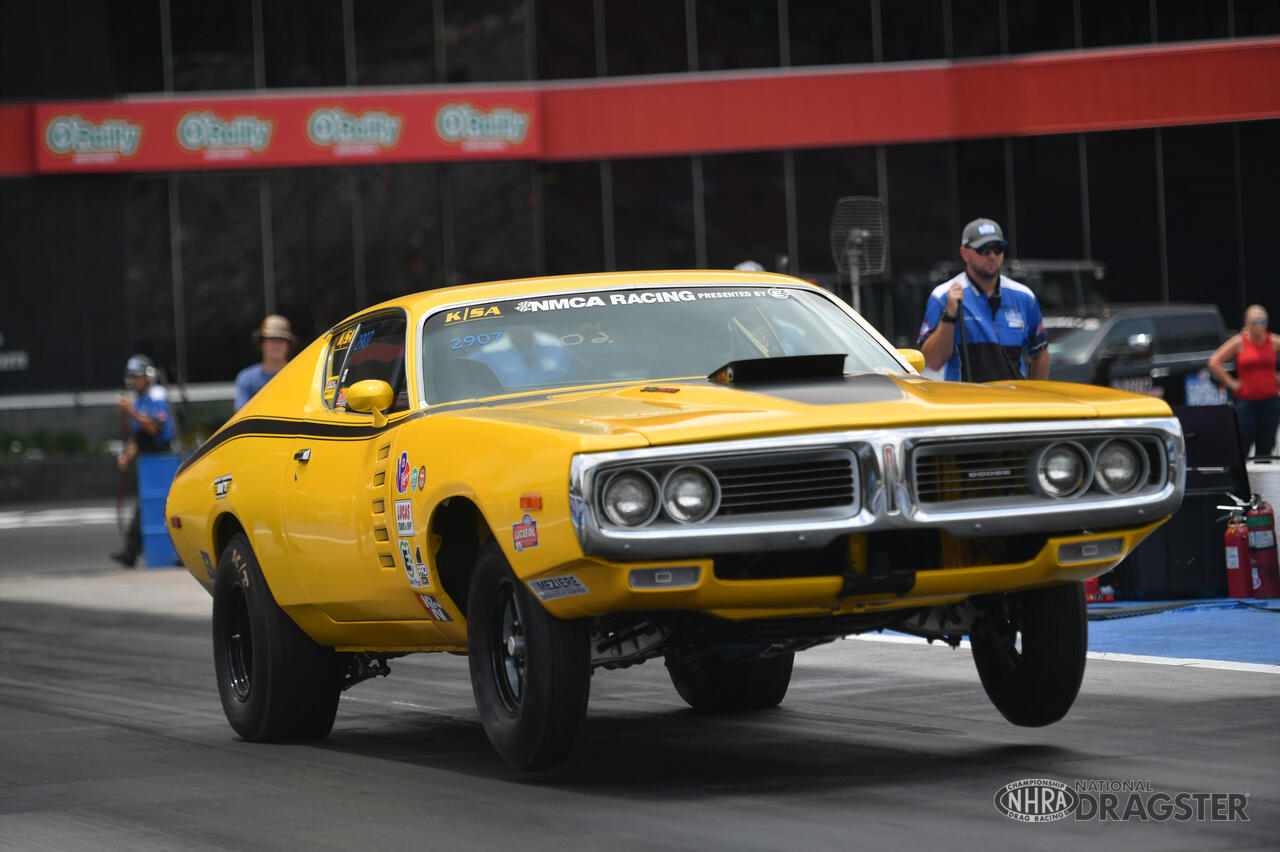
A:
2;0;1278;393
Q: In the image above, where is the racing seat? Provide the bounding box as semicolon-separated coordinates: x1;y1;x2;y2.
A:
433;358;505;403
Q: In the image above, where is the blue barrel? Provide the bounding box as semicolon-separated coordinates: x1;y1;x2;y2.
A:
137;452;181;568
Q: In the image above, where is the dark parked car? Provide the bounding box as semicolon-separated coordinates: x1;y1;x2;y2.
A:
1045;304;1229;405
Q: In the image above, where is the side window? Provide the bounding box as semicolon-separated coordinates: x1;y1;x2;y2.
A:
1102;318;1155;360
1153;313;1222;356
323;312;409;413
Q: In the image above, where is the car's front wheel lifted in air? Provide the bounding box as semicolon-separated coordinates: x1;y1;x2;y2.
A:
467;540;590;769
212;533;343;741
666;650;795;712
969;582;1087;727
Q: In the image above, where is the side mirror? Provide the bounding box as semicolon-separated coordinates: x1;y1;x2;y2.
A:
345;379;394;428
1124;333;1153;358
897;348;926;373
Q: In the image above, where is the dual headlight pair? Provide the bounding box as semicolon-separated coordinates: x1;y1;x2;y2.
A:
1037;438;1148;498
600;466;720;527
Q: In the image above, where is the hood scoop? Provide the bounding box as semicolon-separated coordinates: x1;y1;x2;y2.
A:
708;354;846;386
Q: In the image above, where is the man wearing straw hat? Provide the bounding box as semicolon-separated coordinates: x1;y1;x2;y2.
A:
234;314;296;410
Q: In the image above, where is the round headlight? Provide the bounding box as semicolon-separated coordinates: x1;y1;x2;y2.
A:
1094;440;1144;494
1037;443;1087;498
662;466;719;524
601;470;659;526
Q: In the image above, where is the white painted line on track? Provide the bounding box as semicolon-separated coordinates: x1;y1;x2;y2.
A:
848;632;1280;674
0;507;120;530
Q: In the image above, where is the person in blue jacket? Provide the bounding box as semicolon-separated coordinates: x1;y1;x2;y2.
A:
918;218;1048;382
110;354;174;567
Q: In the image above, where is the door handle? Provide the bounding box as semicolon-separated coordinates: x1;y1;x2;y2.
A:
294;448;311;462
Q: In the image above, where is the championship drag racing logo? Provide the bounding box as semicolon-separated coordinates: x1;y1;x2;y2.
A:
994;778;1248;823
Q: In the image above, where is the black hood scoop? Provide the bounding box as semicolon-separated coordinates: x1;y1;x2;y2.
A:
708;355;907;405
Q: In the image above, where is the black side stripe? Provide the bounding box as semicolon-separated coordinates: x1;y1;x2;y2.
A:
176;411;425;475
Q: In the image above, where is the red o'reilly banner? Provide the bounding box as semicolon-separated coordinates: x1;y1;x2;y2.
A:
34;88;540;173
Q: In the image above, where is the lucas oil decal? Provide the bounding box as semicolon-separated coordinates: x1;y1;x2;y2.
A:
528;575;589;601
512;514;538;551
395;499;414;536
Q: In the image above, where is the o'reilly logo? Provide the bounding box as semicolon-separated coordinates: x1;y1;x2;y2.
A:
434;102;529;148
306;107;402;149
176;111;273;153
995;779;1076;823
44;114;142;157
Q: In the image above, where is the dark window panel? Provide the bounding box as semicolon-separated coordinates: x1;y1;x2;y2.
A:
952;0;1004;58
353;0;436;86
791;145;878;281
1237;119;1280;316
262;0;346;88
701;151;787;270
1010;134;1084;260
696;0;780;71
954;138;1008;238
357;164;446;305
446;161;536;283
536;0;598;79
1160;124;1238;311
170;0;255;91
1234;0;1280;35
109;2;164;94
540;163;606;274
121;177;177;387
269;169;360;343
884;142;954;346
881;0;946;61
786;0;873;66
1008;0;1076;53
1156;0;1229;42
1079;0;1152;48
1;1;118;99
442;0;529;83
1085;128;1162;303
611;157;695;270
603;0;687;76
176;173;264;384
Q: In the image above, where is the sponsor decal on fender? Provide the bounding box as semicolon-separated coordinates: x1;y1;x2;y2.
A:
512;513;538;552
528;575;589;601
396;452;410;493
414;545;431;587
417;594;452;621
399;539;420;587
395;499;414;536
213;475;232;499
44;114;143;163
435;102;530;152
176;110;274;160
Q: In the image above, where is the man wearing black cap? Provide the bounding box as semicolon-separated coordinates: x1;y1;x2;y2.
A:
918;217;1048;383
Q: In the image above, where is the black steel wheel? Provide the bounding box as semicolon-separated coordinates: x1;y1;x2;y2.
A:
667;650;794;712
467;540;590;769
212;533;342;741
969;582;1088;727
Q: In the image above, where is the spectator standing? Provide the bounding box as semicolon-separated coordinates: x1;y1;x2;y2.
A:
110;354;174;567
918;218;1048;382
1208;304;1280;461
235;314;296;410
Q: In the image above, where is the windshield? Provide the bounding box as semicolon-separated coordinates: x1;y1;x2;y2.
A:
421;285;902;403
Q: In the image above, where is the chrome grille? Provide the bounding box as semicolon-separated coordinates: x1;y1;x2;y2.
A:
915;449;1030;503
709;453;857;516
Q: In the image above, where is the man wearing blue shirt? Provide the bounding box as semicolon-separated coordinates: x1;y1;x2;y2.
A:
235;314;296;410
111;355;175;567
918;218;1048;383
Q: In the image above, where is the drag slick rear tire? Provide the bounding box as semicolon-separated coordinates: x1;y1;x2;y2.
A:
969;582;1087;727
667;650;795;712
467;541;590;770
212;533;342;741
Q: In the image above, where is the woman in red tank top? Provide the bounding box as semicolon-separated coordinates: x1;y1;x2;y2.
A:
1209;305;1280;460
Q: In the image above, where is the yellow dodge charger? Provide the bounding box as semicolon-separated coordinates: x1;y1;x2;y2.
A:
166;270;1184;769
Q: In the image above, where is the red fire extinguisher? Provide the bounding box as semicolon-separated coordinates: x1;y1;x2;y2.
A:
1224;517;1252;598
1246;499;1280;599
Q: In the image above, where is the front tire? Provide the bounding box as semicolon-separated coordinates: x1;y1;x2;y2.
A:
467;541;590;769
212;533;342;741
969;582;1087;727
667;650;795;712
